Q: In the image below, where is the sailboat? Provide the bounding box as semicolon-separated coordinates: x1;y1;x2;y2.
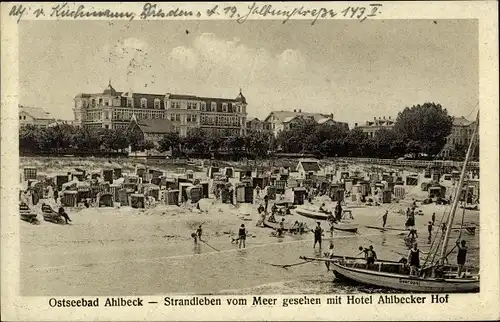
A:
329;113;480;293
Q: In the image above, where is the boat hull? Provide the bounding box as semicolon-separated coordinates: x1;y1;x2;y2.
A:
331;262;479;293
296;208;358;232
295;208;329;221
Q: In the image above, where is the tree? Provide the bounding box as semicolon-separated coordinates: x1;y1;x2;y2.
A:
183;128;208;153
224;135;246;152
277;118;318;153
246;130;271;158
158;132;181;153
19;125;44;153
393;103;453;156
372;128;403;158
343;128;370;157
315;123;348;156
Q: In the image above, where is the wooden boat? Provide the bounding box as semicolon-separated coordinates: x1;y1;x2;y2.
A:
332;222;358;233
295;207;329;220
263;219;295;232
330;112;480;293
365;225;408;232
331;260;479;292
296;208;358;232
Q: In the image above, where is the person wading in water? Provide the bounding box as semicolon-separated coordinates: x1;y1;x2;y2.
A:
325;241;335;271
456;240;468;277
427;221;433;243
313;222;323;249
407;243;420;276
238;224;247;249
196;225;203;241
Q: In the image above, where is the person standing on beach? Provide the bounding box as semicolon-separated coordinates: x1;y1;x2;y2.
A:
238;224;247;249
264;194;269;213
431;212;436;225
382;210;388;228
313;222;323;249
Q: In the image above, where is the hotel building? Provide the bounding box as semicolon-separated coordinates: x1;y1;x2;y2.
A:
73;82;248;137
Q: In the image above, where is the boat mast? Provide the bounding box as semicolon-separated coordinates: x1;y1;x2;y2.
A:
439;111;479;264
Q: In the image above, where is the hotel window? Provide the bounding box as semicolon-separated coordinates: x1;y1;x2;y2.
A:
154;99;161;109
201;102;206;111
91;99;96;107
83;101;88;108
211;102;216;112
98;98;103;105
176;114;181;122
187;102;197;110
141;98;147;108
222;103;228;112
127;97;133;107
172;102;181;109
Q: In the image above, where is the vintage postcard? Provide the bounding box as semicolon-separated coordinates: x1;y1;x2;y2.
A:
1;1;499;321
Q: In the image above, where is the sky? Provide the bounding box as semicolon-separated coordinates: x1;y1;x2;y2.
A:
19;19;478;126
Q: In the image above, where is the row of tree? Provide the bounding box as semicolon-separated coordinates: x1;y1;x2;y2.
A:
19;103;477;160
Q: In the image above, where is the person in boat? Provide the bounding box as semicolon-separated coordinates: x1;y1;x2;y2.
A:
325;242;335;271
456;240;468;277
291;220;300;234
432;212;436;225
257;204;265;214
264;194;269;213
407;243;420;276
366;245;377;265
319;203;327;213
238;224;247;249
441;222;447;233
284;205;291;215
196;225;203;241
58;206;72;224
382;210;388;228
313;222;323;249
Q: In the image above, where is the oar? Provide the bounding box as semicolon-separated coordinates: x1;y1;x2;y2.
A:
199;239;220;252
260;259;314;269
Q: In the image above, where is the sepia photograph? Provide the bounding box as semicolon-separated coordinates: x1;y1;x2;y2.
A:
17;17;482;296
1;1;499;321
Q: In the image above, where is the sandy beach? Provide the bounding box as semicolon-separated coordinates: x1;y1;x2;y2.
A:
21;188;479;296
